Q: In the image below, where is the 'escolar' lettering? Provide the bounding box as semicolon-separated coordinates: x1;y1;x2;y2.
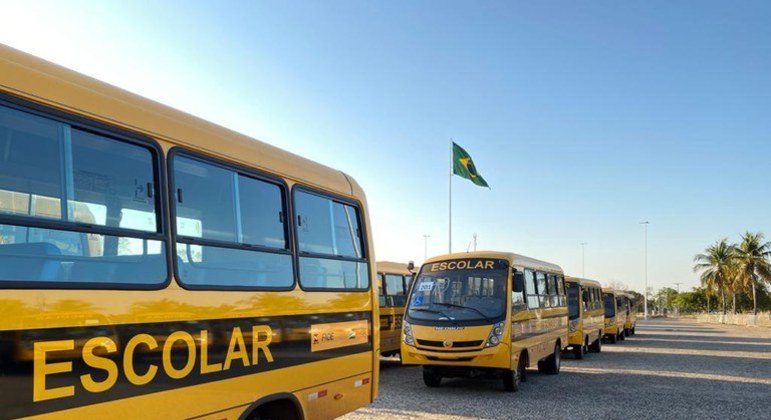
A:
31;324;275;403
430;260;496;271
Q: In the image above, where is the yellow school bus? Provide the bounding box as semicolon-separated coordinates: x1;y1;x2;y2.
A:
565;277;604;359
620;292;637;336
0;44;378;419
401;252;567;392
602;288;626;344
377;261;415;356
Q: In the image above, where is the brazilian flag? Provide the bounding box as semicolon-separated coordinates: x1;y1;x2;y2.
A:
452;142;490;188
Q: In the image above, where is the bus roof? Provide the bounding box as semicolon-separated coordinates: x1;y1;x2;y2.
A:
376;261;414;275
0;43;363;199
602;287;618;295
565;276;603;288
423;251;563;274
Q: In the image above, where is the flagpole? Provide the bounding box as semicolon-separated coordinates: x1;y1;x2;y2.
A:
449;138;452;254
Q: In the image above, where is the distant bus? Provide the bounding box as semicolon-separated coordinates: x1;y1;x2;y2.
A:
602;288;626;343
0;44;378;419
377;261;415;356
565;277;604;358
401;252;567;392
619;292;637;336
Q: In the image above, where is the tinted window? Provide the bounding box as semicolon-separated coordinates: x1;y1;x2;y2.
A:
604;294;616;317
385;274;406;306
295;190;368;290
71;129;157;231
172;155;292;289
567;282;579;319
239;176;286;248
536;272;548;307
174;157;236;242
0;106;62;220
298;258;369;289
525;269;538;309
296;191;363;258
0;104;166;286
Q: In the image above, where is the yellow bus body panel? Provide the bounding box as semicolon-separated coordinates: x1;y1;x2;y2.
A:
0;44;379;417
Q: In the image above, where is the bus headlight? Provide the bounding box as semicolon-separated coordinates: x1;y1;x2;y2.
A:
486;321;505;347
403;321;415;346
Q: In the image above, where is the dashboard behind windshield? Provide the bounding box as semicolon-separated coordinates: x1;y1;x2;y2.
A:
407;258;508;324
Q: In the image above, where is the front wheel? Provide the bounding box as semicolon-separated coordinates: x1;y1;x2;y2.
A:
423;368;442;387
631;326;636;335
502;368;519;392
610;333;618;344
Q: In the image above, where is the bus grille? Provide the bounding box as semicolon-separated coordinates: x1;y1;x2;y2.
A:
416;339;484;348
426;356;474;362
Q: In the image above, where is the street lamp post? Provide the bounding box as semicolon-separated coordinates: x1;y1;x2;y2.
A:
580;242;587;278
423;234;430;261
640;221;650;319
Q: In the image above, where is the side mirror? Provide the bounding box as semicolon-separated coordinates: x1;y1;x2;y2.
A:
407;261;415;272
513;271;524;293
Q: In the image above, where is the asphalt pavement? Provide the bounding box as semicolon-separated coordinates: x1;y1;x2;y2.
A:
341;318;771;419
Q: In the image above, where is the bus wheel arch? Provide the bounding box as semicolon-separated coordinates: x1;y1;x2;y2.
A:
240;393;303;420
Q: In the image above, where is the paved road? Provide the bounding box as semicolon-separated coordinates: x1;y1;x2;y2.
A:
342;318;771;419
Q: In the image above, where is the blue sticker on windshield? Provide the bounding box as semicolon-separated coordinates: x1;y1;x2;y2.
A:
413;296;424;305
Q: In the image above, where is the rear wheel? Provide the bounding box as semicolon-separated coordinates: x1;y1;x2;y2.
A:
610;332;618;344
573;340;586;360
423;368;442;387
542;343;561;374
619;331;625;341
631;326;636;335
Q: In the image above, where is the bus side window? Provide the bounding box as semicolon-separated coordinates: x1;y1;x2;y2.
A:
512;270;525;309
557;275;566;306
525;269;538;309
536;271;548;308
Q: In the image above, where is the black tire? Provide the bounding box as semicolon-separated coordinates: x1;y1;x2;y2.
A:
574;341;585;360
519;352;528;383
543;343;561;374
631;326;636;335
610;332;618;344
595;333;602;353
618;331;625;341
502;368;519;392
423;368;442;387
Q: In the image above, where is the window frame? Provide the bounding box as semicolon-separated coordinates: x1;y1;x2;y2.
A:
292;184;371;292
0;93;171;290
167;147;295;291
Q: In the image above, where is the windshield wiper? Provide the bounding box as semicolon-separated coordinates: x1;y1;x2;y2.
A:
411;307;455;320
433;302;492;322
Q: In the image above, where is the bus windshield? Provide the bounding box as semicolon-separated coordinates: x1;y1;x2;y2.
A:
604;294;616;317
407;259;508;323
567;282;580;320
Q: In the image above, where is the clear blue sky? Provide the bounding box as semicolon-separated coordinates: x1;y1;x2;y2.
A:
2;1;769;293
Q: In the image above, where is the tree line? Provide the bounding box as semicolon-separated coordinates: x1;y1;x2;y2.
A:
689;232;771;315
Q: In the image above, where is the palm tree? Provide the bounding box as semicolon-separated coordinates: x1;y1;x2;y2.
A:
694;239;736;315
733;232;771;315
700;276;716;313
